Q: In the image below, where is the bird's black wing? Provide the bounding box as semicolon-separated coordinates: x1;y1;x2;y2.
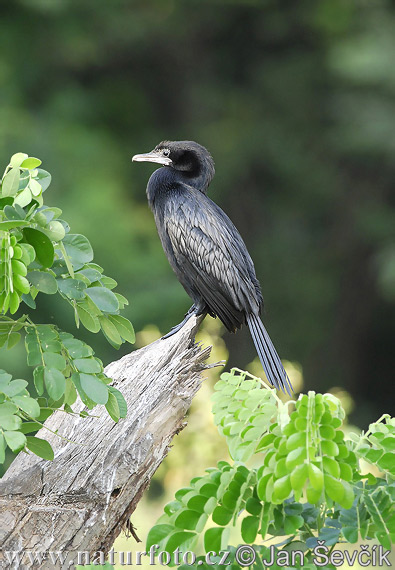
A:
164;189;262;331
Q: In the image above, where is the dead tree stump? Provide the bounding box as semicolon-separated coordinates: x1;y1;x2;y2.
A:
0;315;212;569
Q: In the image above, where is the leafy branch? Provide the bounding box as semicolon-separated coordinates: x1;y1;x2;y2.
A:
146;368;395;568
0;152;134;463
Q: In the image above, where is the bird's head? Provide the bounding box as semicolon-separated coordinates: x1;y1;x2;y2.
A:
132;140;215;193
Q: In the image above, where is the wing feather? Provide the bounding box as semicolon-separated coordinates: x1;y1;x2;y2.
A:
164;189;262;331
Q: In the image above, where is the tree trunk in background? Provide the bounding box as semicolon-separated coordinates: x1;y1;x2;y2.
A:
0;316;212;569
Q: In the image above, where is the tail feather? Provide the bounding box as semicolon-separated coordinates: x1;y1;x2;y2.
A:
246;313;293;395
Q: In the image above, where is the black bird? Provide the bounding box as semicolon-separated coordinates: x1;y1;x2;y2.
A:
133;141;292;394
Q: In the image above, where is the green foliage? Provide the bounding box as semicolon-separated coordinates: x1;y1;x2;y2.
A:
147;369;395;567
1;0;394;424
0;153;132;464
212;370;277;462
352;414;395;478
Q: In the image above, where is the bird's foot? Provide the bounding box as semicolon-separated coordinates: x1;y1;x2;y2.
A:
161;305;197;340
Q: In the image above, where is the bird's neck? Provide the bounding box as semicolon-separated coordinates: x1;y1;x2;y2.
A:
146;166;210;208
147;163;213;205
146;167;177;207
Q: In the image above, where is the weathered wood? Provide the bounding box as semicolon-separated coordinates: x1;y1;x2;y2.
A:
0;315;212;569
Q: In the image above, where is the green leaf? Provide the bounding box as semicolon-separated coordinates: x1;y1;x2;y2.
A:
0;323;14;335
186;494;208;513
0;434;4;463
109;315;135;343
7;332;21;349
81;294;102;316
43;352;66;371
21;157;42;169
99;316;122;345
86;287;119;313
246;497;262;516
36;325;58;342
12;395;40;418
12;258;28;277
0;414;22;431
146;524;175;551
105;391;121;422
63;234;93;265
44;368;66;401
108;386;127;418
12;273;30;295
35;169;52;191
80;373;108;405
77;267;102;283
23;228;54;267
115;292;128;308
73;358;102;374
99;275;117;289
0;401;18;416
306;484;322;504
212;505;234;525
71;372;90;406
378;452;395;474
222;489;239;511
203;527;230;553
241;515;260;543
44;221;66;242
64;378;78;406
33;366;45;395
10;152;28;167
324;473;344;503
285;447;306;470
76;304;100;333
4;430;26;452
339;481;355;509
308;463;324;492
173;509;203;530
4;204;24;219
290;463;308;492
162;531;198;559
0;220;28;230
62;338;93;358
20;243;36;265
322;456;340;478
0;335;8;349
28;271;58;294
57;278;87;299
26;436;54;460
26;341;41;367
1;167;20;196
20;421;41;434
284;514;304;534
14;186;32;207
29;178;42;197
0;379;28;397
286;432;306;451
272;474;292;502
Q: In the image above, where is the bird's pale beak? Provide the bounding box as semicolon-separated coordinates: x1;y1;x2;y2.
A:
132;151;172;166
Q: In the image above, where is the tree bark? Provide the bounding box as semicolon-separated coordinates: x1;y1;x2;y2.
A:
0;315;212;569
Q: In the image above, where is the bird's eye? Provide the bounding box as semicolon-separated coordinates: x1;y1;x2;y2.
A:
163;149;170;157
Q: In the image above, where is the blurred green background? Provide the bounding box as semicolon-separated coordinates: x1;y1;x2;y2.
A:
1;0;395;563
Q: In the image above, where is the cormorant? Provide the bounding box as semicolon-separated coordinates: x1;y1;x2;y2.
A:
133;140;293;394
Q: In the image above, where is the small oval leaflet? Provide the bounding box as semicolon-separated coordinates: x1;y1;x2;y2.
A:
20;157;42;169
23;228;55;267
2;168;21;197
28;271;58;294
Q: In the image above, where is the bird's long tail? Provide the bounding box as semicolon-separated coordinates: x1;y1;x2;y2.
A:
246;313;293;395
